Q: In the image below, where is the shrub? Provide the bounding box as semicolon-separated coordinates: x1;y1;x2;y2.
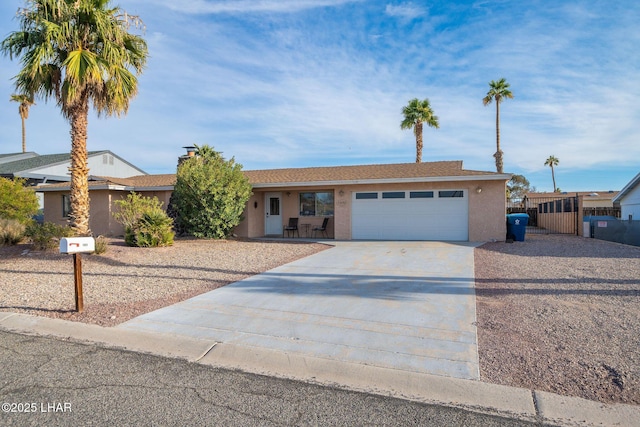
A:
113;193;174;247
0;177;39;224
170;144;252;239
93;235;108;255
0;218;26;245
113;192;165;231
26;222;74;251
132;210;174;247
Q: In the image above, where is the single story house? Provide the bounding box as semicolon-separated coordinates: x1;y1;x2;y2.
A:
613;172;640;220
36;161;511;242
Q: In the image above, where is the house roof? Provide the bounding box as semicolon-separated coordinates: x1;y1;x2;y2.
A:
0;150;147;177
35;174;176;191
0;152;39;164
35;161;510;192
0;152;78;174
243;161;509;187
612;172;640;203
527;191;620;199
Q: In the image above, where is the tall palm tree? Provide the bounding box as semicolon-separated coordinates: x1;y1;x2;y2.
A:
483;78;513;173
10;93;35;153
401;98;439;163
544;155;559;192
2;0;147;236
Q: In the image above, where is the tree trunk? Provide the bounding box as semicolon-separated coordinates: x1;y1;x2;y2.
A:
495;102;503;173
21;115;26;153
551;166;557;192
415;121;423;163
68;98;91;236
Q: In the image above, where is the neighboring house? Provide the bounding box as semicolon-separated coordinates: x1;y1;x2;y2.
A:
613;172;640;220
37;160;510;242
0;150;146;185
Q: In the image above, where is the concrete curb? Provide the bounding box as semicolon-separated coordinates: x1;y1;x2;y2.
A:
2;312;639;426
0;312;217;362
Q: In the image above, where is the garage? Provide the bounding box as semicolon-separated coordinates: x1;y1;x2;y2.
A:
351;189;469;240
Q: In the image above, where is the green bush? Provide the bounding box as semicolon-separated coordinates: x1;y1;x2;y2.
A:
26;222;74;251
0;218;27;245
132;210;174;247
113;192;165;231
0;177;39;224
170;144;252;239
113;192;174;247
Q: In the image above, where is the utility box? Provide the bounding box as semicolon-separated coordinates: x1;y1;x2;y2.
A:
59;237;95;254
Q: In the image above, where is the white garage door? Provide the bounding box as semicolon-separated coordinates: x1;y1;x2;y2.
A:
351;190;468;240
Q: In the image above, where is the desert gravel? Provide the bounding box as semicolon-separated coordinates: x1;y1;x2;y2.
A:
2;234;639;406
475;234;640;405
0;238;328;327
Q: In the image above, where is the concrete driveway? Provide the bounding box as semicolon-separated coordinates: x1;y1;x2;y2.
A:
118;241;481;380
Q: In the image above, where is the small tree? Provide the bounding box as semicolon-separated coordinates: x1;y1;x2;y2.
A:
0;177;39;223
171;145;252;239
507;174;535;199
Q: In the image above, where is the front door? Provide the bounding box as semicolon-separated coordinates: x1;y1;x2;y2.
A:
265;193;282;235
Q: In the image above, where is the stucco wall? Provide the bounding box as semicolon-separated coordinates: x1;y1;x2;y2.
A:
42;189;172;237
42;192;67;227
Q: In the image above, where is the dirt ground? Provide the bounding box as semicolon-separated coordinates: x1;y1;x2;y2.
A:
474;234;640;405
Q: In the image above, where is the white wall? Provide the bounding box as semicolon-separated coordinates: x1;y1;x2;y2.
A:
620;184;640;220
29;153;144;179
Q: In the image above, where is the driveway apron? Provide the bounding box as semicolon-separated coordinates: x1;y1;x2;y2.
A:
117;241;481;380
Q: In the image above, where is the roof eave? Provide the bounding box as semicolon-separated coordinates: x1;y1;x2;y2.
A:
612;172;640;203
251;174;511;188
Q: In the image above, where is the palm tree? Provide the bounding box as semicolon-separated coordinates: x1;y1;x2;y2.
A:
483;78;513;173
10;93;35;153
2;0;147;236
544;155;560;192
401;98;439;163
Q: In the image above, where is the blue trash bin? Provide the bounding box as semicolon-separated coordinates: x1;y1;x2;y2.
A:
506;213;529;241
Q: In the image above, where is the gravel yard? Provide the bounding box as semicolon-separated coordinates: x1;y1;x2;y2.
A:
475;234;640;405
0;238;328;327
2;234;639;406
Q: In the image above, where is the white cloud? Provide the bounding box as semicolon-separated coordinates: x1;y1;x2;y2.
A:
384;2;426;20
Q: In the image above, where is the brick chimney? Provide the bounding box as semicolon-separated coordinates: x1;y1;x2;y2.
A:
177;146;196;167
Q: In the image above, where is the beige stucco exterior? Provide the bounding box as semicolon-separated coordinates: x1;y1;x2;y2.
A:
240;179;507;242
42;189;173;237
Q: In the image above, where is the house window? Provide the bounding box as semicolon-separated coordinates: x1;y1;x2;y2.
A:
355;192;378;200
556;200;563;213
410;191;434;198
382;192;405;199
299;192;334;216
439;190;464;198
62;195;71;218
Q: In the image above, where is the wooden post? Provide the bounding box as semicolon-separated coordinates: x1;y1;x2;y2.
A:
73;253;84;313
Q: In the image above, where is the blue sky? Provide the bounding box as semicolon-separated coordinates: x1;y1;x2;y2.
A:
1;0;639;192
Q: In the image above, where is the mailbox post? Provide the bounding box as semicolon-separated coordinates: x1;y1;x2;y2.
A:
59;237;95;313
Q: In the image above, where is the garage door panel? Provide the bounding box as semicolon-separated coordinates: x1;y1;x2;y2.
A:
352;190;468;241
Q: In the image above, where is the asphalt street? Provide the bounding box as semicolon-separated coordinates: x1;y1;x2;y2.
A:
0;331;541;426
